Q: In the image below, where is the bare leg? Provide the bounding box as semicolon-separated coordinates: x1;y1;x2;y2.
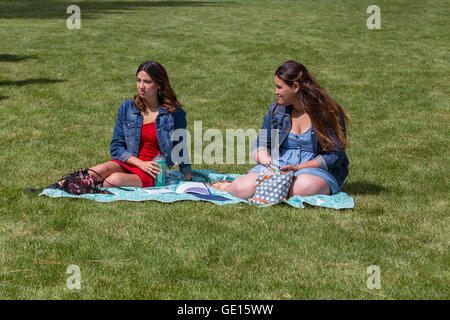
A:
88;160;127;182
229;173;259;200
288;174;331;198
102;172;142;188
54;160;127;187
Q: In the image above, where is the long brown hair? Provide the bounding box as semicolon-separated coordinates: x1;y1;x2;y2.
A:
275;60;348;151
134;61;181;114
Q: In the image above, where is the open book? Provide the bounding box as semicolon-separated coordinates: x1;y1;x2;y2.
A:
142;182;230;201
174;182;211;195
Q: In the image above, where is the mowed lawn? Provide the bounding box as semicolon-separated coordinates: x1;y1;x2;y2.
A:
0;0;448;299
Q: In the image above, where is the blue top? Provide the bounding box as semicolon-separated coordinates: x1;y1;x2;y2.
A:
252;102;349;186
249;128;342;194
109;99;191;176
277;127;314;167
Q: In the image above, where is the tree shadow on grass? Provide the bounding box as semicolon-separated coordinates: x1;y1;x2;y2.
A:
342;181;387;195
0;79;67;87
0;54;38;62
0;96;8;101
0;1;234;19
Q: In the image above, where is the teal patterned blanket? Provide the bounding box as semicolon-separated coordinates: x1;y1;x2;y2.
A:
40;169;354;209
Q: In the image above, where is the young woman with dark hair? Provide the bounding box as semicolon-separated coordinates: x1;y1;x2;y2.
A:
225;60;349;199
46;61;192;191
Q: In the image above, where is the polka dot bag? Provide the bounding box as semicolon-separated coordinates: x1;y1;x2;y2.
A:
250;167;294;206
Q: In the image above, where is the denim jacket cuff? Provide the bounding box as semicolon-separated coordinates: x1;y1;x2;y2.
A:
315;155;328;171
119;151;133;163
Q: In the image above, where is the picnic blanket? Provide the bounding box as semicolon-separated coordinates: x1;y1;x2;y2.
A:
40;169;354;209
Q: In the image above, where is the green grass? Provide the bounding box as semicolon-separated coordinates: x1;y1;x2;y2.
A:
0;0;448;299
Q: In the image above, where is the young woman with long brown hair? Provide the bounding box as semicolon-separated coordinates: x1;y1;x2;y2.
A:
227;60;349;199
46;61;191;192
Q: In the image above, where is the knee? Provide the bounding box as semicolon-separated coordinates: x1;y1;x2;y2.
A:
290;175;330;197
291;183;312;197
230;176;256;199
90;161;113;178
103;172;122;187
231;183;251;199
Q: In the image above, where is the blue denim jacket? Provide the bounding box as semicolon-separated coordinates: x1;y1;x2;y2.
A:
252;102;349;186
110;99;191;176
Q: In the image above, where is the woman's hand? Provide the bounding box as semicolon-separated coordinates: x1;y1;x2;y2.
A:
137;160;162;178
280;164;299;172
255;150;272;167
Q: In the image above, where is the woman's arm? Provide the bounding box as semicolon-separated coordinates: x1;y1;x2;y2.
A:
314;117;347;170
173;108;192;180
315;150;345;171
126;156;161;179
110;102;133;163
255;149;272;167
252;112;273;158
280;158;320;172
252;103;279;163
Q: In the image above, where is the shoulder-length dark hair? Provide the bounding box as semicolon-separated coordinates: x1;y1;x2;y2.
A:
134;61;181;114
275;60;348;151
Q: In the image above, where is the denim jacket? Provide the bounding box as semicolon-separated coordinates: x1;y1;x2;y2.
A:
252;102;349;186
110;99;191;176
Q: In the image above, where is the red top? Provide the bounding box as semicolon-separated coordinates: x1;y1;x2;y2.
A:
137;122;161;161
112;122;161;188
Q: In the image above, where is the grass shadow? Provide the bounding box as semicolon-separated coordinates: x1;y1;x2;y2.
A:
0;54;38;62
342;182;387;195
0;1;234;19
0;79;67;87
0;95;8;101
